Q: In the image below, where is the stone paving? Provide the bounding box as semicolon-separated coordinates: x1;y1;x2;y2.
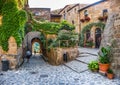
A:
0;48;120;85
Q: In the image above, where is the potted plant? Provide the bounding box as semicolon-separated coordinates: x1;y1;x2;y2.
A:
85;16;90;22
98;16;104;21
107;68;114;79
88;60;99;72
80;19;85;23
98;46;111;73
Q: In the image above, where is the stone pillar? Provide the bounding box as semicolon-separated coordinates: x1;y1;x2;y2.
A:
100;0;120;77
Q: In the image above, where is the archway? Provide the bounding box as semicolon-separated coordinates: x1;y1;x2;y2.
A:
31;38;42;56
86;30;90;41
95;28;101;48
22;32;46;58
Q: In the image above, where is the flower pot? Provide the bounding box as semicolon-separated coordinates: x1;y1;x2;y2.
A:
107;73;114;79
99;63;110;73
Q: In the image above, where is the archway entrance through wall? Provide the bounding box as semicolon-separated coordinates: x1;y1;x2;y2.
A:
95;28;101;48
31;38;42;56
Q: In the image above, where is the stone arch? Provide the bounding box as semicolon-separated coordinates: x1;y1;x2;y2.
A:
31;38;42;55
22;31;45;57
81;22;105;47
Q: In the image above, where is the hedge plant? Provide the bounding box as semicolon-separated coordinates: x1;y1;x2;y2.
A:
0;0;27;51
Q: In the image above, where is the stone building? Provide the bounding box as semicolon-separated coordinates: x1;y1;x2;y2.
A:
50;9;62;23
50;14;62;23
58;4;87;33
78;0;111;48
100;0;120;77
29;8;51;21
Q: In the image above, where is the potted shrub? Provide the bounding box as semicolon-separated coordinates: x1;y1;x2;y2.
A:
88;60;99;72
98;16;104;21
98;46;110;73
85;16;90;22
80;19;85;23
107;68;114;79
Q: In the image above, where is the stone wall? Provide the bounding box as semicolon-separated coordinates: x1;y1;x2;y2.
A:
29;8;51;21
100;0;120;77
79;0;111;48
0;36;23;69
47;47;79;65
59;4;87;33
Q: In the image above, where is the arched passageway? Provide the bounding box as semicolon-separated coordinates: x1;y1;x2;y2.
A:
95;28;101;48
31;38;42;55
22;32;46;58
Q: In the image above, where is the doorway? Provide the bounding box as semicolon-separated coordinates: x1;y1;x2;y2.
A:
31;38;42;56
95;28;101;48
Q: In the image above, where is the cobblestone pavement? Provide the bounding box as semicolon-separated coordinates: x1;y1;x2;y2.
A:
0;48;120;85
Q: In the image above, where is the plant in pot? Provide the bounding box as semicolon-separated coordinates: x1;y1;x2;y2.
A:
80;19;85;23
107;68;114;79
98;46;111;73
88;60;99;72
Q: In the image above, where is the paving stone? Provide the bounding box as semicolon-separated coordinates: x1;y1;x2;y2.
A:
76;55;98;64
0;48;119;85
65;60;88;73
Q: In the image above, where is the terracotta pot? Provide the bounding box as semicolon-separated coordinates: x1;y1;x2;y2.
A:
107;73;114;79
99;63;110;73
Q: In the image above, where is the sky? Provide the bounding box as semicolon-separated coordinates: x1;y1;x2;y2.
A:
29;0;101;10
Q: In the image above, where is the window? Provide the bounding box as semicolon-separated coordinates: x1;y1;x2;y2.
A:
64;14;66;19
72;20;74;25
74;8;76;13
103;9;108;17
84;10;88;16
34;12;40;16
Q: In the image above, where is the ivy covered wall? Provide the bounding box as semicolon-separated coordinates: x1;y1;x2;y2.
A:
0;0;27;51
79;22;105;46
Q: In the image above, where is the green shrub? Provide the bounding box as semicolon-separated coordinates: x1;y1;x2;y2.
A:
99;46;110;64
107;68;113;74
88;61;99;71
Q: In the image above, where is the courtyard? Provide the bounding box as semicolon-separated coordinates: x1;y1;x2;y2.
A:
0;48;120;85
0;0;120;85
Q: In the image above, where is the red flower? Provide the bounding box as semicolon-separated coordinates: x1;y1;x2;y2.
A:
85;16;90;21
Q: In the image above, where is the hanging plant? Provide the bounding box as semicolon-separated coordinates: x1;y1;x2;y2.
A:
80;19;85;23
98;16;108;22
85;16;90;22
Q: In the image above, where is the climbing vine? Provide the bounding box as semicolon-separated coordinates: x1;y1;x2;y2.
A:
0;0;27;51
79;22;105;46
25;13;75;35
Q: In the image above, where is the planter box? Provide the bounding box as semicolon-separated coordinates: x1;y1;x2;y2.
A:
47;47;79;65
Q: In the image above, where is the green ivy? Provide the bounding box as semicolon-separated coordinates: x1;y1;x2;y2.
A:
79;22;105;46
26;13;75;34
0;0;27;51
